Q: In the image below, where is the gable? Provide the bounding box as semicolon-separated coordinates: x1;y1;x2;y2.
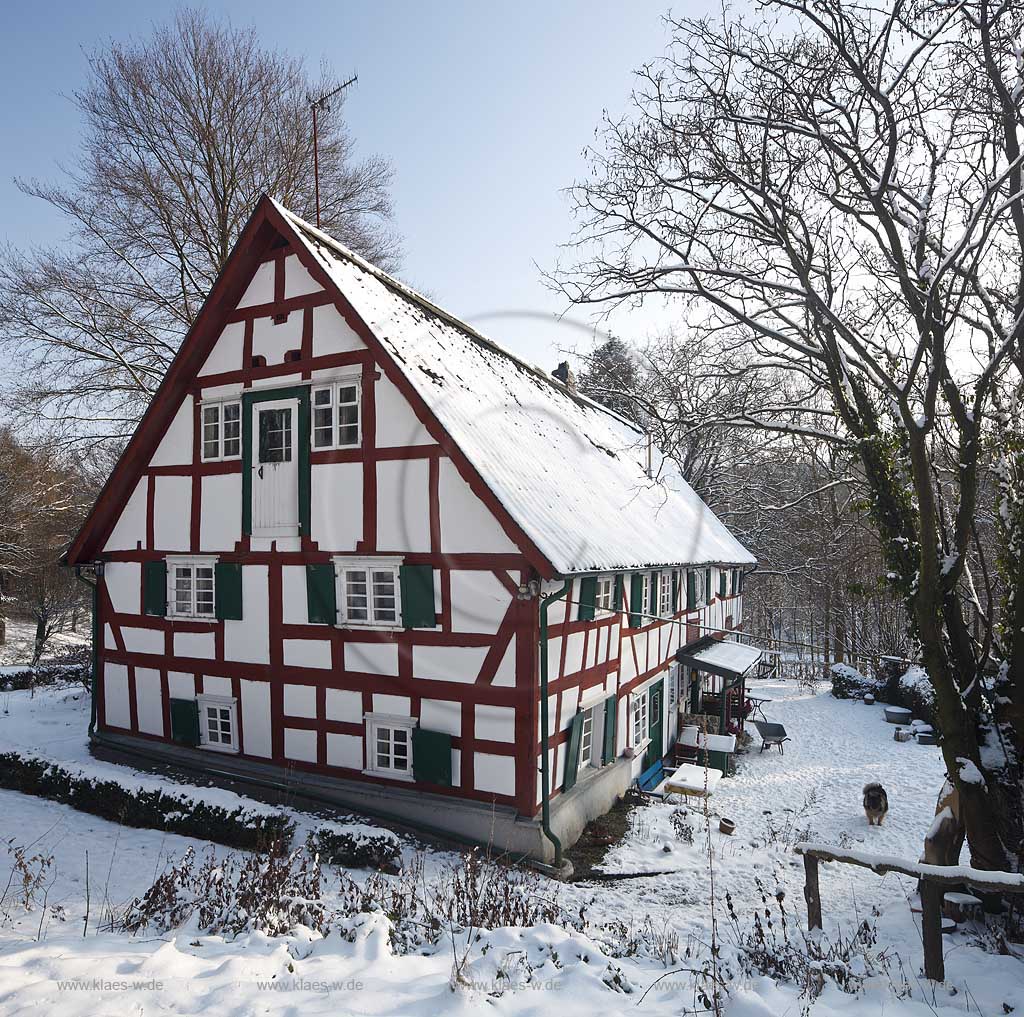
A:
73;198;545;570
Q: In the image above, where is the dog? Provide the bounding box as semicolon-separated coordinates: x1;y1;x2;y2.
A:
863;782;889;826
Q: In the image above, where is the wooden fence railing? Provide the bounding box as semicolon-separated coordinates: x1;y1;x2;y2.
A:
795;843;1024;982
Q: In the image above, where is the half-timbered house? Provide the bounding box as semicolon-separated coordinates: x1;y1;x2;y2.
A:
67;196;755;862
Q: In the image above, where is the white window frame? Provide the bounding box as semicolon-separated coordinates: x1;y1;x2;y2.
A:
631;687;651;750
364;712;415;780
579;706;596;772
200;400;242;462
667;662;680;713
166;556;218;620
197;694;239;753
640;573;653;622
659;570;674;618
311;377;362;450
333;556;403;629
595;576;614;614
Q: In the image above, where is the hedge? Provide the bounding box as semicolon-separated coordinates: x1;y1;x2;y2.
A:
1;646;92;692
0;751;294;851
308;820;403;873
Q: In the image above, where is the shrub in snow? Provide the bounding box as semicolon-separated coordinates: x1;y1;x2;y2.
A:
0;751;293;850
829;662;881;700
307;821;402;873
895;665;937;730
724;880;908;1002
118;843;584;953
119;843;324;936
1;646;92;692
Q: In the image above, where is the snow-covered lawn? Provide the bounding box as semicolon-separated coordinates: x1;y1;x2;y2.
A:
0;616;89;669
0;679;1021;1016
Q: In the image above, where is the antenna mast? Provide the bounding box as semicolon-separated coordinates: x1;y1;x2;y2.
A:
310;74;358;228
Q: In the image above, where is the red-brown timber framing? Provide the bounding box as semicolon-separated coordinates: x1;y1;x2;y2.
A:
67;196;553;576
67;196;563;819
537;576;744;805
68;194;751;827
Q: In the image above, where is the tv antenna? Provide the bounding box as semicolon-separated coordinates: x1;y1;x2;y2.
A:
310;74;358;228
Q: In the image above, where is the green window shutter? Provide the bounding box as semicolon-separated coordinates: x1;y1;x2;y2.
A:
306;564;337;624
215;563;243;620
412;728;452;786
601;697;617;765
143;560;167;617
613;575;624;612
169;698;199;746
705;568;712;600
719;569;727;597
563;712;585;791
738;570;745;594
400;565;435;628
577;576;597;621
671;571;679;612
686;570;696;610
629;574;643;628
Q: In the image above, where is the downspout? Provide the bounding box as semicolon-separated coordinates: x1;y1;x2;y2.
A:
74;565;100;738
538;578;571;869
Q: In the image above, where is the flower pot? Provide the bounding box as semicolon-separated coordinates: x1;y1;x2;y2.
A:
863;694;875;705
719;818;736;835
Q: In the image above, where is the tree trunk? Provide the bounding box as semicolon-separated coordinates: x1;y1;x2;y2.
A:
31;612;46;667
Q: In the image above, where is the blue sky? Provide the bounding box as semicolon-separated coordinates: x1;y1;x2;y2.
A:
0;1;692;370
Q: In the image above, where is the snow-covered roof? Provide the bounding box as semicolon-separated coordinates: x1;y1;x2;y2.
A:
684;639;763;677
276;203;754;575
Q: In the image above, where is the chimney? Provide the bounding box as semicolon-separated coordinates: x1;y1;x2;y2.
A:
552;361;576;392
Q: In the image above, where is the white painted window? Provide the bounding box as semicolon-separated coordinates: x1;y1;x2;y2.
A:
631;688;650;748
334;557;402;628
667;663;680;713
201;401;241;461
595;576;614;613
640;573;653;622
659;571;674;617
579;706;595;771
167;557;217;619
312;379;361;449
198;695;238;753
365;713;414;778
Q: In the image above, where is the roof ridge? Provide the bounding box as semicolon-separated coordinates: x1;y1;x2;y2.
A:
271;197;645;437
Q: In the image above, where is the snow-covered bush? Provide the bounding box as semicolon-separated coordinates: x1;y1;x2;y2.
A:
895;665;937;729
1;646;91;691
307;820;402;873
829;662;881;700
0;751;293;850
118;844;324;936
724;880;906;1002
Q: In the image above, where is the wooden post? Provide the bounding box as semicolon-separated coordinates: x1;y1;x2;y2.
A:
803;854;822;930
920;880;945;982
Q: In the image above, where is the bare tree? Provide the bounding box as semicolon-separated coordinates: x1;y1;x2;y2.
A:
557;1;1024;872
0;431;92;657
0;8;398;451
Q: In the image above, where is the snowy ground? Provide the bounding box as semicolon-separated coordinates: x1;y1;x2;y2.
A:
0;616;89;669
0;679;1021;1016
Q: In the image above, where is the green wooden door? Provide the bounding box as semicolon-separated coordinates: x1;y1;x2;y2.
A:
644;679;664;770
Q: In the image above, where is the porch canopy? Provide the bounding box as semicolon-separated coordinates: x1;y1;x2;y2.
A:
677;636;763;680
